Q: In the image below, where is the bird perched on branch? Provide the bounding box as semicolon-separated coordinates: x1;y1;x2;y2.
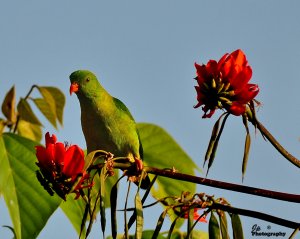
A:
69;70;150;189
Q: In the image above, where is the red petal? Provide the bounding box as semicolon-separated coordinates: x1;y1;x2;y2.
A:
218;52;229;69
206;60;218;77
230;66;252;89
231;49;247;67
36;143;56;171
195;63;207;85
35;146;48;167
194;86;204;105
202;106;216;118
235;84;259;103
45;132;57;147
63;145;84;178
54;142;66;165
220;55;234;79
228;102;246;116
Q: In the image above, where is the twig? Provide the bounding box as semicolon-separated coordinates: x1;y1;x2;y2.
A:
144;167;300;203
211;203;300;229
256;120;300;168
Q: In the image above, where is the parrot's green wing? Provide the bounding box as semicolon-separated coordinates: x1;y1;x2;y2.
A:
113;97;144;159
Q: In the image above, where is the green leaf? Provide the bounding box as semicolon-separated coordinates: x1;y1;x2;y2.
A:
242;116;251;181
135;192;143;239
152;210;168;239
0;133;61;239
60;195;87;237
17;119;42;142
207;113;229;175
137;123;199;224
100;168;107;236
218;211;229;239
171;230;208;239
61;172;119;237
187;208;194;238
167;216;181;239
0;118;6;134
17;98;42;126
204;114;221;166
110;181;118;239
32;98;57;129
106;230;167;239
231;214;244;239
189;230;208;239
209;212;220;239
37;86;65;126
1;86;17;123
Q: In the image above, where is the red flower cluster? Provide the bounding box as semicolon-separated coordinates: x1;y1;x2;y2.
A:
35;132;91;199
194;49;259;118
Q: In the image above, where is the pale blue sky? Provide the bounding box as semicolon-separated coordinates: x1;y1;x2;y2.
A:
1;1;300;238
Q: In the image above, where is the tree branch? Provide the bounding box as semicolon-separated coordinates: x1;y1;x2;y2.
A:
145;167;300;203
211;203;300;229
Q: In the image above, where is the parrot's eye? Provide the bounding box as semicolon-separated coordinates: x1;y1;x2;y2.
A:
85;77;90;83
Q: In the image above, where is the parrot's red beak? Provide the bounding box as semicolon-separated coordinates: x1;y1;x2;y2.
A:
70;82;79;95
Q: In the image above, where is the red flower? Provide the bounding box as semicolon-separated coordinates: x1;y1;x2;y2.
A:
194;49;259;118
35;132;90;199
183;208;207;223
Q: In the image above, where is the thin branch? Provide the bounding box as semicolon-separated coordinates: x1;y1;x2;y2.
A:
144;167;300;203
246;104;300;168
256;120;300;168
211;203;300;229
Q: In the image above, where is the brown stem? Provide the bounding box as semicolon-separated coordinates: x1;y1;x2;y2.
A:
144;167;300;203
246;104;300;168
256;120;300;168
211;203;300;229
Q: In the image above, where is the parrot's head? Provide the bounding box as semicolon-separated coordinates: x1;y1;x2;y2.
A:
69;70;101;97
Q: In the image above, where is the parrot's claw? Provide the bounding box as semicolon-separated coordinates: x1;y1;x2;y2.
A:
134;157;144;172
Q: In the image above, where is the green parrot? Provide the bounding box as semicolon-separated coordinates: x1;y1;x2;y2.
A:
69;70;150;189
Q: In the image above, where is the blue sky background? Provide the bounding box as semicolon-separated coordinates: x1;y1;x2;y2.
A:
1;1;300;238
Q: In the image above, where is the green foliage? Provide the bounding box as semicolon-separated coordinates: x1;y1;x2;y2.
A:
106;229;208;239
1;86;17;125
34;86;65;128
17;119;42;142
61;171;119;238
208;212;220;239
17;98;43;126
134;192;143;239
0;133;61;239
0;85;65;142
231;214;244;239
0;84;249;239
137;123;200;223
218;211;229;239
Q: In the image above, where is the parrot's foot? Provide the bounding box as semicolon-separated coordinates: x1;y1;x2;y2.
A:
124;157;150;189
134;157;144;172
